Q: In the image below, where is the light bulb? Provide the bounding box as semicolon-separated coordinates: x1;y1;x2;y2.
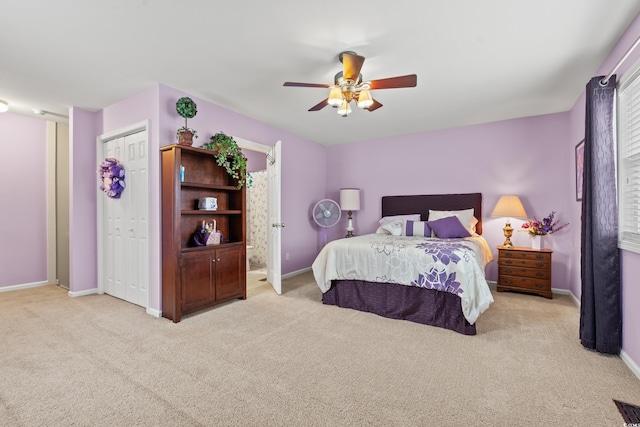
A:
337;99;351;116
0;100;8;113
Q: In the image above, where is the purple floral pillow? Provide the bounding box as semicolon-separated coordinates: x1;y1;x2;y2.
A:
426;216;472;239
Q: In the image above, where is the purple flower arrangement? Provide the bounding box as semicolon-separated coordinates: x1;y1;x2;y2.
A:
521;211;568;236
98;158;126;199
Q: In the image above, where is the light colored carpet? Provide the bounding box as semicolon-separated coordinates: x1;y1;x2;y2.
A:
1;272;639;426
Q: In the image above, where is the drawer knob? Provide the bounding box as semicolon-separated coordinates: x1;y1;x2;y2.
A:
535;283;543;288
505;260;513;265
504;269;513;274
536;254;544;259
536;263;544;267
536;272;544;277
504;279;512;284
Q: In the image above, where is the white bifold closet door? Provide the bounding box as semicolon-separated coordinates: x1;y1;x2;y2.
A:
102;131;149;307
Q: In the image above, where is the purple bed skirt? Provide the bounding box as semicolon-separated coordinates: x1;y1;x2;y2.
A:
323;280;476;335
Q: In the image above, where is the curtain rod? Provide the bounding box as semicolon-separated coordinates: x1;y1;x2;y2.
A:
601;33;640;86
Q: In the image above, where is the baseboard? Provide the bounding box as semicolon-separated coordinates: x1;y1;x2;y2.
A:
67;288;99;297
0;280;49;293
621;350;640;381
146;307;161;318
557;289;581;307
486;280;497;291
282;267;312;279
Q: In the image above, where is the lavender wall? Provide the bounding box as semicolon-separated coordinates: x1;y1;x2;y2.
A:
326;113;573;286
567;12;640;372
0;113;47;288
245;149;267;173
68;108;99;293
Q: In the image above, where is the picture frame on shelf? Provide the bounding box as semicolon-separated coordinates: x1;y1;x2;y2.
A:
575;139;585;201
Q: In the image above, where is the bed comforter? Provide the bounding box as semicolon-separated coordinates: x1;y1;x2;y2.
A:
312;234;495;324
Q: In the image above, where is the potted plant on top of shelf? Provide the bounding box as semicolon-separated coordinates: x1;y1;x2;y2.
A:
201;132;252;189
176;97;198;146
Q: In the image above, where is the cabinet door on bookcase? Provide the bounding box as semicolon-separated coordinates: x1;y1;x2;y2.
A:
215;245;244;300
181;251;215;312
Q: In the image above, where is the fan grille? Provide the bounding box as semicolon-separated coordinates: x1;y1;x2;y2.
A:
313;199;341;228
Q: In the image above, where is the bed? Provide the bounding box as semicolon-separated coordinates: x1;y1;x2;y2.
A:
312;193;494;335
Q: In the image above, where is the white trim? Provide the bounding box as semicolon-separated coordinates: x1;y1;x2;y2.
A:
282;267;311;279
98;120;149;142
0;281;49;292
67;288;99;297
146;307;162;318
551;288;581;306
486;280;497;291
234;136;271;154
620;350;640;381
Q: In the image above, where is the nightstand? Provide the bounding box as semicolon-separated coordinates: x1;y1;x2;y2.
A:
497;246;552;299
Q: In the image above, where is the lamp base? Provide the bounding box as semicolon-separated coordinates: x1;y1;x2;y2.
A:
502;221;514;248
345;211;354;238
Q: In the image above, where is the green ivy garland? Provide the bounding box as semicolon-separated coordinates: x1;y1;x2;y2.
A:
201;132;252;189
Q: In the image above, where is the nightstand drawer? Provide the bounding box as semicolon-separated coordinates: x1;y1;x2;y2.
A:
499;266;550;280
498;249;550;262
498;275;550;292
498;258;550;269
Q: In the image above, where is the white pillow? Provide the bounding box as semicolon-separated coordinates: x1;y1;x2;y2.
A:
378;214;421;225
428;209;478;234
377;219;404;236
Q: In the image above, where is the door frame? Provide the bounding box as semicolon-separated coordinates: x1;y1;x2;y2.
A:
235;137;282;294
96;120;150;308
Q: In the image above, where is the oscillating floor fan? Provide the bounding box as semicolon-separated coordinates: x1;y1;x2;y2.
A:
313;199;341;245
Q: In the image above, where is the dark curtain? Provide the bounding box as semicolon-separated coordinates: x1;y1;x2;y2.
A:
580;75;621;354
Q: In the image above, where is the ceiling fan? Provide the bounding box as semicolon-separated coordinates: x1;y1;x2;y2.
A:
283;51;417;116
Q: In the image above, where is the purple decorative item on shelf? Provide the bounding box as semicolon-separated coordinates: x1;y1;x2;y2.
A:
98;158;126;199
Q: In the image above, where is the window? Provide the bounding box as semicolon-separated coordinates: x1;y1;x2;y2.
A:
618;62;640;254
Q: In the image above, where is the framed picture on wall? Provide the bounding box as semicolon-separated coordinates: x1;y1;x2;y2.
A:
575;139;585;201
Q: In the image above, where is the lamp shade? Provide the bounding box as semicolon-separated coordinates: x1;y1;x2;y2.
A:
337;99;351;116
328;87;343;107
357;90;373;109
491;195;528;218
340;188;360;211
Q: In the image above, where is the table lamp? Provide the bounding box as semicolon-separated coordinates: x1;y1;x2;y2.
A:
340;188;360;238
491;195;528;248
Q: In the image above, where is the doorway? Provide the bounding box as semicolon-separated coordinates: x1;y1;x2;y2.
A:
235;137;282;295
46;122;70;289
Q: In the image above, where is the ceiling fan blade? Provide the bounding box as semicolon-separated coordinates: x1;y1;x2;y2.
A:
368;74;417;90
343;53;365;82
309;98;329;111
367;99;383;112
284;82;331;88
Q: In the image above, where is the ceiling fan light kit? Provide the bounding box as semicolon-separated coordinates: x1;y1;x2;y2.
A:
284;51;417;116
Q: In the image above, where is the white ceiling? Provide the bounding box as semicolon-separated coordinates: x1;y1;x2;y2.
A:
1;1;640;145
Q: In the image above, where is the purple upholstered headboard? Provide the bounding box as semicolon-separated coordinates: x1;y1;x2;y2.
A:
381;193;483;235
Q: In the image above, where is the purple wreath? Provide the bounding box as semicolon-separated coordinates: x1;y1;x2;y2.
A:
98;158;126;199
